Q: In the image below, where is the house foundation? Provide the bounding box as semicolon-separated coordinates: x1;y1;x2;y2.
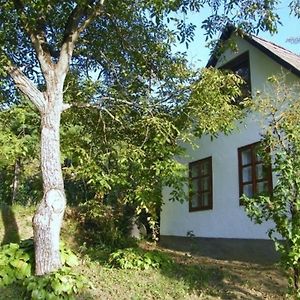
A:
159;235;279;264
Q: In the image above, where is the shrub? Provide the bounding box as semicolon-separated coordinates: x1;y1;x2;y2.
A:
77;198;136;249
0;239;87;299
108;247;172;270
24;267;87;300
0;239;34;286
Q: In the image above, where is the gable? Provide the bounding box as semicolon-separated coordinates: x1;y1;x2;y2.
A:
207;27;300;78
245;35;300;77
207;34;300;95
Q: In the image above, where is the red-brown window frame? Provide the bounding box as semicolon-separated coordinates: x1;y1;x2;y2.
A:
189;157;213;212
238;142;273;204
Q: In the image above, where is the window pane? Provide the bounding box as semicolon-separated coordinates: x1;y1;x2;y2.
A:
190;164;198;177
191;179;198;194
191;194;199;208
241;149;252;165
243;184;253;197
200;161;209;176
202;192;209;207
200;176;209;191
256;163;264;180
257;181;269;194
242;166;252;182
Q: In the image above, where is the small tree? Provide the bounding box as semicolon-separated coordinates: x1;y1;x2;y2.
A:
242;76;300;296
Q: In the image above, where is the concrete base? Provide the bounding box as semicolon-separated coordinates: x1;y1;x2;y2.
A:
159;235;280;265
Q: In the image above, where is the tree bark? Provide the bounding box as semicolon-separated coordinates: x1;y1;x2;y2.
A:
33;92;66;275
11;158;21;205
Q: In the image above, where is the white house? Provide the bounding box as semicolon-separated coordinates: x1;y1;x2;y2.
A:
160;27;300;258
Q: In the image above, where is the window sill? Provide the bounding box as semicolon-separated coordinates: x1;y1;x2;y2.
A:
189;206;213;212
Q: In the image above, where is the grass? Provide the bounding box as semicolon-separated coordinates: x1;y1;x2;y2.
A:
0;204;288;299
74;245;287;300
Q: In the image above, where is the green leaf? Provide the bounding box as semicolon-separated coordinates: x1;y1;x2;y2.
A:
65;253;79;267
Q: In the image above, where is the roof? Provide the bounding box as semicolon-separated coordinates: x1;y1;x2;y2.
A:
206;26;300;77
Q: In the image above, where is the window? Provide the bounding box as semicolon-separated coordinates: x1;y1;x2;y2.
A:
221;52;251;102
238;142;272;203
189;157;213;211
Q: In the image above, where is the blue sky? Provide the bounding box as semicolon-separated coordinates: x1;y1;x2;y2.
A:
175;4;300;68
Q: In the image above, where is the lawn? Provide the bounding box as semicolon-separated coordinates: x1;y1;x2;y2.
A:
0;204;287;299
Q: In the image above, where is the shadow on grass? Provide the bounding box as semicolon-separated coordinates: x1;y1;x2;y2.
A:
1;204;20;245
158;250;285;299
159;259;246;299
162;261;225;294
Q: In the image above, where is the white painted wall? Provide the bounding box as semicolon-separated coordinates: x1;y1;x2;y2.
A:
160;36;299;239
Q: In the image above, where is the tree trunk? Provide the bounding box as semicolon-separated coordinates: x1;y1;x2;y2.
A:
33;94;66;275
11;158;21;205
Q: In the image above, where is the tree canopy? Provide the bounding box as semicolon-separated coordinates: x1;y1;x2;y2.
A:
1;0;299;103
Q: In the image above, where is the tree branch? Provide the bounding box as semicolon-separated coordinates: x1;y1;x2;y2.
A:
62;101;122;124
13;0;53;76
5;63;46;112
57;0;105;76
62;96;133;111
271;111;287;152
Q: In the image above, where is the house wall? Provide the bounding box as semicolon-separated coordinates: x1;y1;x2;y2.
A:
160;36;299;240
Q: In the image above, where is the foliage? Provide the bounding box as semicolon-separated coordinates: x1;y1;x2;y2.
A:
24;267;87;300
184;68;246;136
108;247;172;270
57;69;248;244
0;70;245;233
60;243;80;268
76;197;137;249
0;104;41;205
0;239;33;286
0;0;294;209
0;238;87;299
242;76;300;297
0;104;39;167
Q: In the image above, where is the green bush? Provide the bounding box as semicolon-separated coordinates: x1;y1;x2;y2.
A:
24;267;87;300
0;239;34;286
108;247;172;270
77;198;136;249
0;239;87;299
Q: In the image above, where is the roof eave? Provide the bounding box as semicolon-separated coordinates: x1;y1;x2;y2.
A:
243;35;300;77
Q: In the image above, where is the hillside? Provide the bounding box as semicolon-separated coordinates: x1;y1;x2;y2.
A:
0;204;288;299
